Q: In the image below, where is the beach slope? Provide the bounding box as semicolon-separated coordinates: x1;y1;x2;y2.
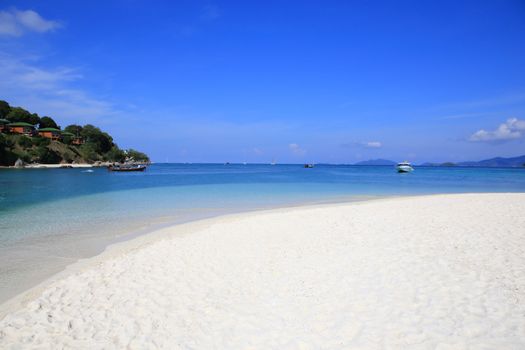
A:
1;193;524;349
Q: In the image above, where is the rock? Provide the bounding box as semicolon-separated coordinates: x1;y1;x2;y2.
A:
14;158;25;168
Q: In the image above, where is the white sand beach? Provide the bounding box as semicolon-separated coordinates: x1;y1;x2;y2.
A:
0;193;524;349
22;163;99;169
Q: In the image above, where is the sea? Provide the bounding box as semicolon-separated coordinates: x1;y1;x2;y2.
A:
1;163;524;303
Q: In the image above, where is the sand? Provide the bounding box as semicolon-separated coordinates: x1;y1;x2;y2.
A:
0;193;524;349
24;163;94;168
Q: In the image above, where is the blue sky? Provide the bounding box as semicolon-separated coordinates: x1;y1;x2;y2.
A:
0;0;524;163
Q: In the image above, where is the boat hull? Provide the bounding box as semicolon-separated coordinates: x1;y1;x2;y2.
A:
108;165;147;172
396;165;413;173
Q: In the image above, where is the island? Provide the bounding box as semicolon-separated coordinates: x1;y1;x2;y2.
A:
0;100;149;167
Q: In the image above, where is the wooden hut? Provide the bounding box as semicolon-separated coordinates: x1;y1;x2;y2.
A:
8;122;35;136
38;128;62;141
61;131;85;145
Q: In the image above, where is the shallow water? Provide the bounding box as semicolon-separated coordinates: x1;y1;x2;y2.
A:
0;163;524;302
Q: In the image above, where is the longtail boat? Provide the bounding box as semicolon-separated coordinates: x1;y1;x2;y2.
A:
108;164;147;172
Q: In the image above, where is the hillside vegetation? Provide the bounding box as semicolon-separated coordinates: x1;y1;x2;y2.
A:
0;100;149;166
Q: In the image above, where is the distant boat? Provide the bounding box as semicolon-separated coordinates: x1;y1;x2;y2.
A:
396;161;413;173
270;158;276;166
304;163;314;168
108;164;147;172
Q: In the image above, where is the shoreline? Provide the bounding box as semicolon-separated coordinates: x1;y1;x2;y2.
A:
1;193;524;348
0;192;387;307
0;163;107;169
0;193;391;318
2;162;525;169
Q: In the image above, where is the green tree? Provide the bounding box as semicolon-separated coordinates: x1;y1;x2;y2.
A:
3;136;15;148
64;124;83;136
32;137;50;147
0;134;9;165
39;116;60;129
17;136;33;148
0;101;150;164
80;124;114;154
0;100;10;118
125;149;150;162
0;150;19;165
61;149;76;163
6;107;40;125
79;143;100;162
36;146;62;164
105;146;126;162
13;150;31;163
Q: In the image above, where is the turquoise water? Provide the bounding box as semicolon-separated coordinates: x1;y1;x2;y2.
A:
2;163;525;245
0;163;524;302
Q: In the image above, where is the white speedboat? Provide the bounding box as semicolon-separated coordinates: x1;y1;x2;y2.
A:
396;161;413;173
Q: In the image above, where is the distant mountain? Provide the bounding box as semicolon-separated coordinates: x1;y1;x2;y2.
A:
354;159;396;166
420;155;525;168
419;162;457;167
457;155;525;168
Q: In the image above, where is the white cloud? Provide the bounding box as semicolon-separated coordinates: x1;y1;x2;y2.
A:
289;143;306;156
364;141;382;148
342;141;382;149
0;9;60;36
0;54;120;122
469;118;525;142
1;56;81;89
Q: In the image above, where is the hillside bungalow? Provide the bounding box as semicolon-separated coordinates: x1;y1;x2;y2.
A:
8;122;35;136
72;136;85;145
61;131;85;145
0;119;9;133
38;128;62;141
